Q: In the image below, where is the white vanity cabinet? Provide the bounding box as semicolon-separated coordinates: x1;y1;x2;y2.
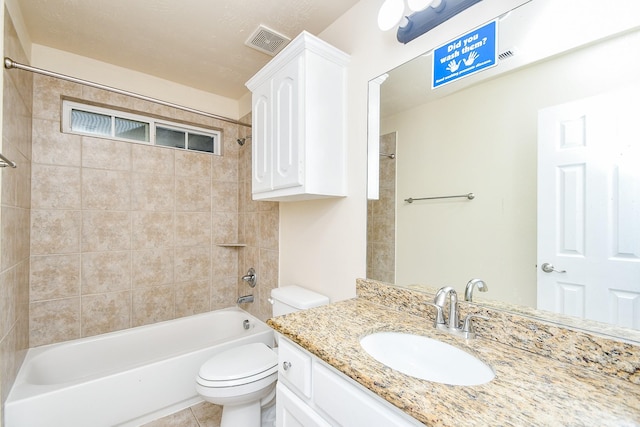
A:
276;337;424;427
246;31;349;201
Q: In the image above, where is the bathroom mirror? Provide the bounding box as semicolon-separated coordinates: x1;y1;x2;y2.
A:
367;0;640;341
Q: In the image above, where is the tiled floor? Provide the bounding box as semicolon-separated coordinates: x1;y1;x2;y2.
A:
142;402;222;427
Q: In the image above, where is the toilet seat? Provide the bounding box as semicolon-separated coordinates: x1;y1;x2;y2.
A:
197;343;277;388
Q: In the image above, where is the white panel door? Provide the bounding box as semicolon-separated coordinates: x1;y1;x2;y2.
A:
537;86;640;329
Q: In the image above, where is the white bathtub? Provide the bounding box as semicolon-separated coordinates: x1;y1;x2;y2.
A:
5;307;274;427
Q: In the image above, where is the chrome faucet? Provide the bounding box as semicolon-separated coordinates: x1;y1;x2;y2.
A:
464;278;488;302
430;285;488;339
242;268;257;288
434;286;460;330
237;294;254;304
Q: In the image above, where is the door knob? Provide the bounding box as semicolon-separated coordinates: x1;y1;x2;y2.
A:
541;262;566;273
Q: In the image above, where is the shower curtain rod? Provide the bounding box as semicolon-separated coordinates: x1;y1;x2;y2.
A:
4;57;251;128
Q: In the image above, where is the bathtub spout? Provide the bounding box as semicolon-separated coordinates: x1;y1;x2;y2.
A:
237;295;254;304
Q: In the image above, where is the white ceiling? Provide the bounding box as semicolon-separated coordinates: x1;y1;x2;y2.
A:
17;0;360;100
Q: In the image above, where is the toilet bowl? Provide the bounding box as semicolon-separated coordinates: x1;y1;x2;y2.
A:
196;285;330;427
196;342;278;427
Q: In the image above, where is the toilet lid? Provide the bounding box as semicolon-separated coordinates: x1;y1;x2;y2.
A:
198;342;277;382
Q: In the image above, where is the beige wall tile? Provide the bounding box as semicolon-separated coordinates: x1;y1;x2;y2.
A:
211;246;237;278
239;180;258;213
175;176;211;212
82;168;131;210
80;86;137;111
132;173;174;211
241;212;259;247
1;206;18;270
1;144;20;208
3;86;32;160
30;297;81;346
211;155;237;182
259;211;279;251
175;150;211;178
132;249;174;288
132;143;175;174
31;209;81;255
132;211;174;249
31;164;81;209
211;181;238;212
175;246;211;282
82;210;131;252
32;118;82;166
30;254;80;301
82;251;131;294
175;212;211;247
82;136;132;171
0;268;17;340
132;286;174;327
211;276;237;311
32;75;82;121
175;280;210;318
81;291;131;337
211;212;237;245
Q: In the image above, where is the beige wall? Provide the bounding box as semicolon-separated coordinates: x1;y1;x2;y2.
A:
30;45;243;121
1;4;31;415
277;0;528;302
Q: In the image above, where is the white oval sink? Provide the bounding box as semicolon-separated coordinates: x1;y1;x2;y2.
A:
360;332;494;386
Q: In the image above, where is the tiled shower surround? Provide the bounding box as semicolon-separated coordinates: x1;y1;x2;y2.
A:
1;7;33;411
367;132;396;283
28;74;278;347
1;8;279;419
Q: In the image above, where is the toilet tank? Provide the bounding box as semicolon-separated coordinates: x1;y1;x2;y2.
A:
270;286;330;316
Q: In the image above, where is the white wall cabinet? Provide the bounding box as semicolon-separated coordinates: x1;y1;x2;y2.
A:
276;337;424;427
246;31;350;202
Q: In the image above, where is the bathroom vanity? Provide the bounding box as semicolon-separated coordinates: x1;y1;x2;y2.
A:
268;279;640;426
276;336;423;426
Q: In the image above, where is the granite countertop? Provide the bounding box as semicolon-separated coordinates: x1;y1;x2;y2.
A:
267;298;640;427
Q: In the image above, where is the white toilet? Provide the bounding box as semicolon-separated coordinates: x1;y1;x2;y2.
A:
195;286;329;427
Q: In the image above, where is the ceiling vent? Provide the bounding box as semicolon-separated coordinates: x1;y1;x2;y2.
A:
498;49;517;61
245;25;290;56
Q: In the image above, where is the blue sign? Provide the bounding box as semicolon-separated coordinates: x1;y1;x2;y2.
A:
432;20;497;88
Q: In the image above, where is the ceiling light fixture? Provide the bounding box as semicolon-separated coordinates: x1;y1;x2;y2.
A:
378;0;483;44
377;0;444;31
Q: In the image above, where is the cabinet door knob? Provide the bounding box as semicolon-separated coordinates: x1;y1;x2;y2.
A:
282;361;292;371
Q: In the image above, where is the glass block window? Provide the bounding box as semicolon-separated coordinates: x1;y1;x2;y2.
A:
62;100;221;154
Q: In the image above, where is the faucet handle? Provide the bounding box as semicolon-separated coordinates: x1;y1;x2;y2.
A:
424;302;445;326
461;314;489;339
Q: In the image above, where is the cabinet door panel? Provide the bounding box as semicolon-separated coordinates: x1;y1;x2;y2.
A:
276;383;331;427
252;89;271;193
314;363;421;426
272;58;302;191
278;337;312;398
